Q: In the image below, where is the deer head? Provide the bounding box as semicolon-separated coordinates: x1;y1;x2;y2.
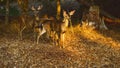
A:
63;10;75;19
63;10;69;19
31;5;43;16
31;5;43;21
63;10;75;23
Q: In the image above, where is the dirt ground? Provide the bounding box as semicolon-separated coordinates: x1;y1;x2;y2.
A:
0;22;120;68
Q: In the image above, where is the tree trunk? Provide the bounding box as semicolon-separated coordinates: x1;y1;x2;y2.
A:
56;0;61;20
5;0;9;24
17;0;28;12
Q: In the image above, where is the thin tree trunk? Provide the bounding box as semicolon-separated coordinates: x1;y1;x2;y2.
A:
5;0;9;24
56;0;61;20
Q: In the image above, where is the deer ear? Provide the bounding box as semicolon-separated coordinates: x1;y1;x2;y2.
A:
38;5;43;10
31;6;36;11
69;10;76;16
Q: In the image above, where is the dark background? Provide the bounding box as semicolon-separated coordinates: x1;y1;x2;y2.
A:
95;0;120;18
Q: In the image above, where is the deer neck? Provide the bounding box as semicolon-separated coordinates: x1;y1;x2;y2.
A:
35;15;39;21
63;18;69;27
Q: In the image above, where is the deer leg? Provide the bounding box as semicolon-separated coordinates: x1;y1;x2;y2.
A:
18;31;21;40
55;33;59;46
51;32;56;46
36;28;46;44
19;30;23;40
19;26;26;40
49;31;55;45
46;31;50;39
60;33;65;48
19;31;22;40
36;33;41;44
51;31;59;46
57;33;62;48
62;33;65;48
33;32;36;43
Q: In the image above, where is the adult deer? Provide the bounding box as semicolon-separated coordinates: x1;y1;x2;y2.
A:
30;5;48;44
15;5;43;40
36;10;75;48
57;10;75;48
55;10;75;48
12;12;27;40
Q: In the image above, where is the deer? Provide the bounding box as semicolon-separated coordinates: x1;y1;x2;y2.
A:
35;10;75;48
54;10;75;48
11;12;27;40
11;5;43;41
30;5;49;44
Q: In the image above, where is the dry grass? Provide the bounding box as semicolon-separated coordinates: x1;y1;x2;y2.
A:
0;22;120;68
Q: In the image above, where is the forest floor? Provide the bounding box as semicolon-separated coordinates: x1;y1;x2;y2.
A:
0;22;120;68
